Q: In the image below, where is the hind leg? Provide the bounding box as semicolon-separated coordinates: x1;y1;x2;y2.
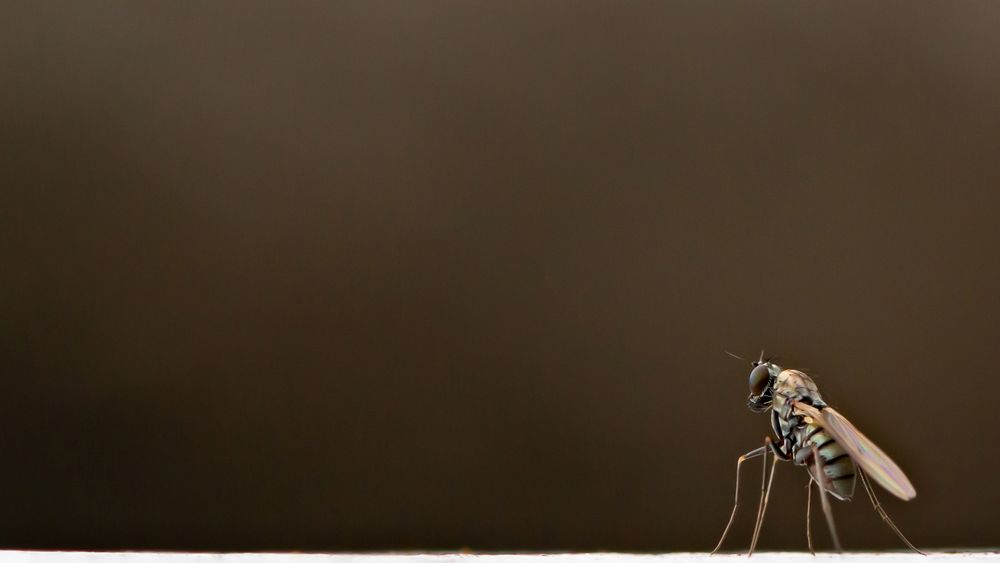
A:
858;468;924;555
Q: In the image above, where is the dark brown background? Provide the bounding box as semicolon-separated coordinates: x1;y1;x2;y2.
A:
2;0;999;553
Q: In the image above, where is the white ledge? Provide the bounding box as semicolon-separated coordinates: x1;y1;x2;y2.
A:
0;552;995;563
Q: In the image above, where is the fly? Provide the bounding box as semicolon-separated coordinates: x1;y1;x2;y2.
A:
711;352;923;556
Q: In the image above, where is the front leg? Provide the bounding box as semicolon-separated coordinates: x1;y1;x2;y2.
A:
749;437;780;556
711;443;768;554
767;431;792;461
768;410;793;461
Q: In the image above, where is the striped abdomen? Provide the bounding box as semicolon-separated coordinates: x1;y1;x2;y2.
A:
793;423;856;500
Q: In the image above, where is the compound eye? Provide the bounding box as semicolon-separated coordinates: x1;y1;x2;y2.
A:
749;364;769;396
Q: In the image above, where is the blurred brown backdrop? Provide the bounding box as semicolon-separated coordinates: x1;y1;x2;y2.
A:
2;0;1000;553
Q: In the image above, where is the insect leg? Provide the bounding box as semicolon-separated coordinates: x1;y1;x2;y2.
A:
748;437;779;557
810;443;843;552
806;478;815;556
710;444;767;554
858;468;925;555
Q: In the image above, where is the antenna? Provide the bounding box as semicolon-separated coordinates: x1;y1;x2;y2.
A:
724;350;747;362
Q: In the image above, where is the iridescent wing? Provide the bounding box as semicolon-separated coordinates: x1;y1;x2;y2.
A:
793;401;916;501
